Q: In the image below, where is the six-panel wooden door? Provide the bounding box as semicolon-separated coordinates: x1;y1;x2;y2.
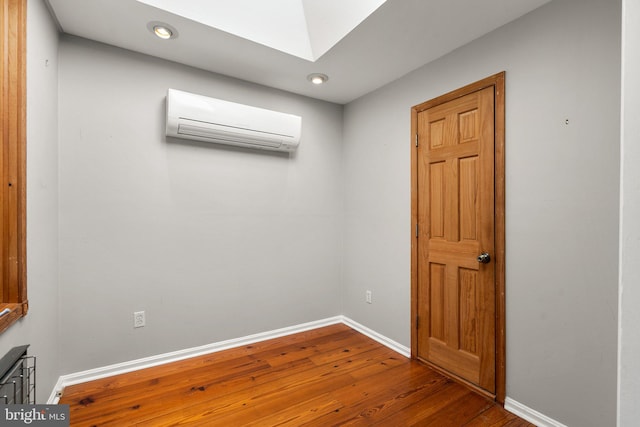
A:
415;86;496;394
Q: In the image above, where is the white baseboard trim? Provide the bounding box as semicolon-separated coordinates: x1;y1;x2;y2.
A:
47;376;66;405
340;316;411;358
48;319;562;427
48;316;408;404
505;397;568;427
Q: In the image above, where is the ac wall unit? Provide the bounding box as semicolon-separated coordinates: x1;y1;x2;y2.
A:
166;89;301;152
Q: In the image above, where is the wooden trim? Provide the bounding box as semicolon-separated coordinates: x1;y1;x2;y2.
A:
412;73;504;113
410;107;419;358
17;0;28;312
494;72;506;404
0;0;28;333
410;72;506;403
0;303;25;334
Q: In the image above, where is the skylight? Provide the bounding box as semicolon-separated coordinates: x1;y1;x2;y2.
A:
136;0;387;61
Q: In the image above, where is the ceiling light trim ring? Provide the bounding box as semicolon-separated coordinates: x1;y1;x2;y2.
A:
147;21;179;40
307;73;329;85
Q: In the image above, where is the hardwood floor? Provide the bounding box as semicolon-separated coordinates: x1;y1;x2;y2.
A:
60;324;532;426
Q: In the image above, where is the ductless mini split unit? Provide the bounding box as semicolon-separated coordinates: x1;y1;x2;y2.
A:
166;89;301;152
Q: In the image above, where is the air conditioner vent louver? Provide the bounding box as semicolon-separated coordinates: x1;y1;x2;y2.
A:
177;122;283;148
166;89;301;152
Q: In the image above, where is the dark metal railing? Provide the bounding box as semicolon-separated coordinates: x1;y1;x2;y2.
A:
0;345;36;404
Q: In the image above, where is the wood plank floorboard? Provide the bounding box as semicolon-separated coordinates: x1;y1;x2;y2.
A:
60;324;533;426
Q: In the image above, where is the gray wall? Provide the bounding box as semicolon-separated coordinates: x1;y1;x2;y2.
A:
57;36;344;373
0;0;60;403
619;0;640;424
342;0;620;426
18;1;629;424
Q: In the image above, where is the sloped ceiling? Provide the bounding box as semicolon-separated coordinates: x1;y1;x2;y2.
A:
47;0;551;104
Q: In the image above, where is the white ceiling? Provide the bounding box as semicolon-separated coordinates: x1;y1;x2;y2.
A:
46;0;551;104
135;0;388;61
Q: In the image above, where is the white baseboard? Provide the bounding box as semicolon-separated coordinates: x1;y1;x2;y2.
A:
340;316;411;358
48;316;343;403
505;397;568;427
48;316;408;404
49;319;563;427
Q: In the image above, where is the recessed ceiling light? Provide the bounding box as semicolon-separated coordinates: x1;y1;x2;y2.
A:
147;21;178;40
154;26;172;39
307;73;329;85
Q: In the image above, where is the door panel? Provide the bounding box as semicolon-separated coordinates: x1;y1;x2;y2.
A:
460;157;478;241
415;86;496;394
459;267;478;354
430;162;445;238
429;263;445;341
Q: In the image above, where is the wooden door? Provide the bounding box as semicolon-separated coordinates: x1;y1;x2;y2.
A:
411;74;505;399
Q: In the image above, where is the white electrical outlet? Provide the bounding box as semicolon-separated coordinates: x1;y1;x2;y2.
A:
134;311;146;328
366;290;372;304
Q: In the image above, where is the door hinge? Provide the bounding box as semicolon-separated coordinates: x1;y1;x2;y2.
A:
415;133;419;147
416;316;420;329
415;224;419;238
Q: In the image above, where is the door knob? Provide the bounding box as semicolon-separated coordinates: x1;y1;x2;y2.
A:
477;252;491;264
